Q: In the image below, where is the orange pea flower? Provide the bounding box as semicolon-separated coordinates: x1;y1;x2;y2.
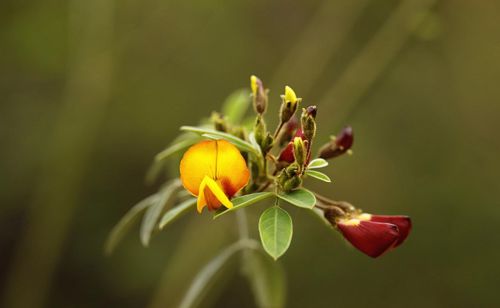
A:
180;139;250;213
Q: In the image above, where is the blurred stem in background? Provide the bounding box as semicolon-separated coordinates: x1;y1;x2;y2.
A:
272;0;437;128
270;0;370;98
317;0;438;124
2;0;114;307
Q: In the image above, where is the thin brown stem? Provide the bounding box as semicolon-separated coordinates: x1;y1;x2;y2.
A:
273;121;285;140
314;193;355;212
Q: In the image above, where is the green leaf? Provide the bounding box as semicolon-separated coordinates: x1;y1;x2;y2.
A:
104;194;158;255
159;198;196;229
243;250;286;308
305;170;332;183
307;158;329;169
140;180;181;246
248;132;260;152
213;192;274;219
276;188;317;209
258;206;293;260
146;133;201;183
179;240;259;308
221;89;251;124
154;137;200;162
180;126;260;157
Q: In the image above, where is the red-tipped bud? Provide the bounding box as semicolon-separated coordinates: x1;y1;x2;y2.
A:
319;126;354;160
300;106;317;141
305;105;317;118
335;126;353;150
337;218;399;258
359;214;412;247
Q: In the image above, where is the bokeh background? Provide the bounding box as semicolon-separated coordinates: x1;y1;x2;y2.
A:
1;0;500;307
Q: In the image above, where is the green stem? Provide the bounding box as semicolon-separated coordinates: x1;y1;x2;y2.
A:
235;208;249;240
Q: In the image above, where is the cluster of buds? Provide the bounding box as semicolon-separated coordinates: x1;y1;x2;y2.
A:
236;75;412;258
246;74;411;258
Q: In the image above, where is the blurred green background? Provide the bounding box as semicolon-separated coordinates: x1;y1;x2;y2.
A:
1;0;500;307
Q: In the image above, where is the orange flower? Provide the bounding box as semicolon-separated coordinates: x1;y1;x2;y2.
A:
180;140;250;213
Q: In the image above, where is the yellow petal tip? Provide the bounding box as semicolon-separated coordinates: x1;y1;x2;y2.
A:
250;75;258;95
285;85;297;103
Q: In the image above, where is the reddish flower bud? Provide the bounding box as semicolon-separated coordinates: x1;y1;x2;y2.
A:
359;214;412;247
300;106;317;141
306;105;317;118
335;126;353;150
319;126;354;160
337;218;399;258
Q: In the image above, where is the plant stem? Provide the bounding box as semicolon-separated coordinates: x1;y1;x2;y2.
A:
235;208;249;240
273;121;285;140
314;193;356;212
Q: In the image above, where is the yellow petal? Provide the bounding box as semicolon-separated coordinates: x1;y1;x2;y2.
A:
180;140;217;196
180;139;250;204
284;85;297;103
213;140;250;197
197;177;208;213
204;176;233;209
250;75;258;95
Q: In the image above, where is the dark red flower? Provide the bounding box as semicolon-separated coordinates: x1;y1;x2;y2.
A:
336;218;400;258
359;214;412;247
278;129;306;163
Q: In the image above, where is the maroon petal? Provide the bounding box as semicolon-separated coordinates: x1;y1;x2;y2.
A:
364;214;412;247
278;129;306;163
337;219;400;258
278;141;295;163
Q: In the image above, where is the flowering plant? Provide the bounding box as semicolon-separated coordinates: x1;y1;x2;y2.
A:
106;75;411;306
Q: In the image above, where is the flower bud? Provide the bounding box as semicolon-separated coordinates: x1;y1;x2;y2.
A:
358;213;412;247
336;218;400;258
260;132;274;154
300;106;317;141
250;75;268;114
319;126;354;159
277;164;302;192
254;115;267;146
282;176;302;192
279;86;301;124
293;137;307;168
211;112;228;132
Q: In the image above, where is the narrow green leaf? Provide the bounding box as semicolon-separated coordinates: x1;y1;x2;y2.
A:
276;188;317;209
213;192;274;219
248;132;261;153
243;250;286;308
104;194;158;255
221;89;251;124
258;206;293;260
159;198;196;229
305;170;332;183
146;133;201;183
179;240;259;308
181;126;260;156
202;133;258;155
140;180;181;246
307;158;329;169
154;137;200;161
